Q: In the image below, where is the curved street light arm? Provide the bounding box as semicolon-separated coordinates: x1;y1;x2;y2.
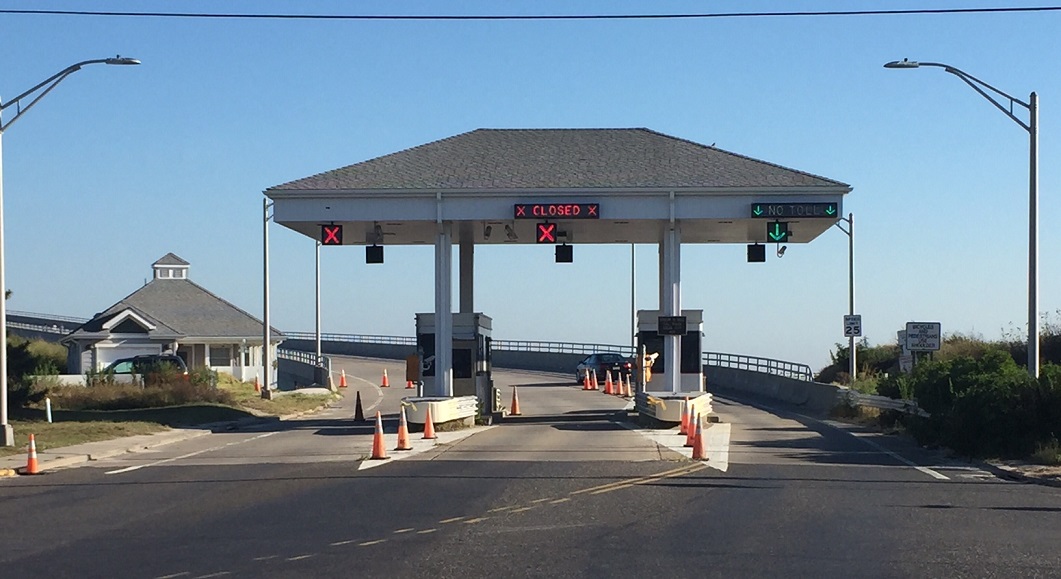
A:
0;57;139;132
918;62;1031;132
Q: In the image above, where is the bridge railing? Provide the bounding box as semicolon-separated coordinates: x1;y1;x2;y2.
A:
8;310;89;324
283;332;813;381
702;352;813;382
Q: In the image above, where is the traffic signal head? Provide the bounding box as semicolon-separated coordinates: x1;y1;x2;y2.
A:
366;245;383;264
320;224;343;245
767;221;790;243
747;244;765;263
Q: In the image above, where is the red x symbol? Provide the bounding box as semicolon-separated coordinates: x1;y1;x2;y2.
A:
536;222;556;244
587;204;598;217
321;225;343;245
515;205;527;217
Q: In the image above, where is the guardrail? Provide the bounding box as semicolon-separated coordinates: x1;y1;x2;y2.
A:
6;321;77;335
284;331;814;382
493;340;634;356
283;331;416;346
8;309;89;324
841;389;929;417
703;351;813;382
277;348;326;365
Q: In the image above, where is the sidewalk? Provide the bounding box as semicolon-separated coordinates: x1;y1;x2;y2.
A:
0;389;337;478
0;416;269;477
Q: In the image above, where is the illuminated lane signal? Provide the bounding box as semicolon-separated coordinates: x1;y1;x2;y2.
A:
536;222;557;243
321;224;343;245
767;221;790;243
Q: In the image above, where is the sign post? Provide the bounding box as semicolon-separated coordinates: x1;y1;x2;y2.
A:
905;323;942;367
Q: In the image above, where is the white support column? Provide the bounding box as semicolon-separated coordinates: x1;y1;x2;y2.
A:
315;240;322;366
661;221;681;394
262;198;272;395
435;221;453;397
459;222;474;314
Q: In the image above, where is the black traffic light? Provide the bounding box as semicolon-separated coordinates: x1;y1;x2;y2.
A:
366;245;383;264
747;244;765;263
766;221;790;243
320;224;343;245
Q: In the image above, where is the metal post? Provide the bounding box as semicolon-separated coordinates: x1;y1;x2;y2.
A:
315;240;322;366
263;198;271;397
1028;92;1039;378
630;243;635;352
0;126;12;446
848;213;856;384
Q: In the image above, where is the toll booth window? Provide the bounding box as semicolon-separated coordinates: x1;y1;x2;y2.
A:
639;331;665;374
453;348;472;379
680;333;701;374
418;334;435;377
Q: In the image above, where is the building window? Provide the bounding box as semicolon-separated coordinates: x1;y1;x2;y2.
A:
209;345;232;366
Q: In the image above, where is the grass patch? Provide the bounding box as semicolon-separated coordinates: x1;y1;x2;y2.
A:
1031;439;1061;466
0;373;339;457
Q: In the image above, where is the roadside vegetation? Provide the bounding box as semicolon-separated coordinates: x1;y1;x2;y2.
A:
816;311;1061;462
2;336;337;457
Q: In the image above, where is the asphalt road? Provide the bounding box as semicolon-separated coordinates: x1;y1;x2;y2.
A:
1;359;1059;578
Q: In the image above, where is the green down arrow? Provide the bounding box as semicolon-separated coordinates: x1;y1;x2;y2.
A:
753;205;764;216
768;223;787;241
825;205;836;216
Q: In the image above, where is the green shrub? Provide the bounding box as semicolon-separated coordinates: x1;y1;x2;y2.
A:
49;378;235;411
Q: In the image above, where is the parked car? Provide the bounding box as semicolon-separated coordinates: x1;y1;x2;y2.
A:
105;354;189;376
575;352;635;384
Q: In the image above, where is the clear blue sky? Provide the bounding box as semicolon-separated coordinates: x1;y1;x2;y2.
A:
1;1;1058;373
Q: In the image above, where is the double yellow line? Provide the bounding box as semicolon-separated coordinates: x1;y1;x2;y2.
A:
571;462;707;496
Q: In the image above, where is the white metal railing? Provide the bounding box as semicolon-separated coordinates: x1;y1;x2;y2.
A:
841;389;930;417
283;331;416;346
703;351;813;381
285;331;814;381
8;309;89;324
277;348;326;365
6;320;76;335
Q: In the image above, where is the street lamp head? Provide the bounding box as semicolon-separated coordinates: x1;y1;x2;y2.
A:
105;55;141;66
884;59;920;69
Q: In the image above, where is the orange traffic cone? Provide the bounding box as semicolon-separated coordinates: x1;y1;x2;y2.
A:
624;375;633;397
685;406;698;447
381;369;390;388
253;373;261;393
370;411;389;460
591;370;599;391
510;386;522;416
24;433;40;475
354;390;366;422
604;371;614;395
405;379;415;390
679;397;690;435
692;414;707;461
395;406;412;451
582;369;592;391
339;369;348;388
423;407;437;440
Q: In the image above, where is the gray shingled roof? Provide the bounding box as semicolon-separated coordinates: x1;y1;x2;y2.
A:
67;279;282;341
153;252;189;266
66;304;182;340
268;128;849;192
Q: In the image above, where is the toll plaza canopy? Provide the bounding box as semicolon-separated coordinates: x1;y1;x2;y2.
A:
264;128;852;396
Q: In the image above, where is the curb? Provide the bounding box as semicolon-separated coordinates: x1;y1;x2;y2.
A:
0;468;17;478
982;461;1061;489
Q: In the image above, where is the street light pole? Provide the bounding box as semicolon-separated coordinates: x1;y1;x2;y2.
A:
0;56;140;446
885;59;1040;378
835;213;855;382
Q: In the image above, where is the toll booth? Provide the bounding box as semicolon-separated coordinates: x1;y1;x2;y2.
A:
415;313;497;411
636;310;704;392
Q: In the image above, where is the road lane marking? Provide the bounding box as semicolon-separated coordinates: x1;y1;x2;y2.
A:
463;517;489;524
439;516;466;523
571;463;700;495
417;528;438;534
509;507;534;513
849;433;949;480
487;506;516;513
105;432;278;474
193;573;230;578
359;539;387;547
530;498;552;503
393;528;415;534
252;555;278;561
330;539;357;546
590;463;708;495
155;573;190;579
550;498;571;504
286;555;315;561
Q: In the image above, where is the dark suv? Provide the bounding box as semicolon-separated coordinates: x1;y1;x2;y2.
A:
105;354;189;376
574;353;635;384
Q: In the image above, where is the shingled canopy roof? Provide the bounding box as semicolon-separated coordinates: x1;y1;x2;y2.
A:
268;128;848;193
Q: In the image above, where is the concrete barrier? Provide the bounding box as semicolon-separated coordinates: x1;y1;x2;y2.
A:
707;366;841;413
